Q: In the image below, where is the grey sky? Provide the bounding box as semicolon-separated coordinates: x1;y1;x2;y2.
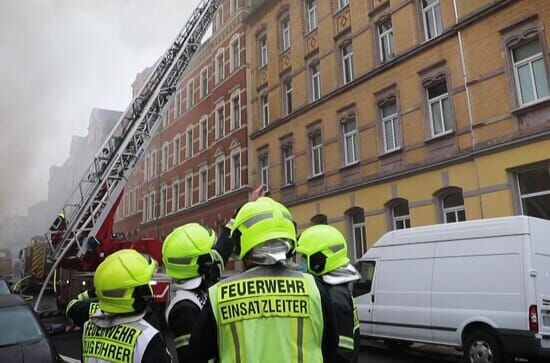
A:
0;0;200;218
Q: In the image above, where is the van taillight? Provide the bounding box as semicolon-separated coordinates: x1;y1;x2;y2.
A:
529;305;539;332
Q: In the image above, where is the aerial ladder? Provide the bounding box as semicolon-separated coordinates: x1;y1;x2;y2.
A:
34;0;221;312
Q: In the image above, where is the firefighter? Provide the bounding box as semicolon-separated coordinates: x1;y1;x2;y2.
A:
68;249;171;362
190;197;337;362
296;224;361;363
162;223;221;362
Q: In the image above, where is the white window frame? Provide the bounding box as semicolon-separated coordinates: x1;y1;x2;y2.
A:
187;79;194;109
186;126;194;159
160;185;167;217
216;49;225;84
259;154;269;188
199;116;208;150
306;0;318;32
150;191;156;220
378;18;394;63
216;101;225;139
200;67;209;99
283;79;293;116
516;166;550;216
152;150;159;177
173;134;181;166
230;35;240;72
381;102;400;153
342;118;358;165
281;18;291;51
161;142;169;173
427;82;452;137
231;91;241;130
422;0;443;41
442;192;466;223
184;174;193;208
283;145;295;186
172;180;180;213
142;193;148;222
143;155;149;182
260;92;270;128
338;0;349;10
310;132;323;176
342;43;354;84
231;149;241;190
310;62;321;102
175;91;181;117
199;166;208;203
350;212;366;260
216;157;226;196
259;36;268;67
392;204;411;230
512;39;550;107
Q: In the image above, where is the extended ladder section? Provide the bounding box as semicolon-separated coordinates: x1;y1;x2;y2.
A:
35;0;221;311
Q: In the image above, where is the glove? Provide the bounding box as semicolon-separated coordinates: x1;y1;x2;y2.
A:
77;288;96;301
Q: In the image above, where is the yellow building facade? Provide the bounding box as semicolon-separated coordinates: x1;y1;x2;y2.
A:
245;0;550;260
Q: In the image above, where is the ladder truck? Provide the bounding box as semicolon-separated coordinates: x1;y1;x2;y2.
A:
33;0;222;313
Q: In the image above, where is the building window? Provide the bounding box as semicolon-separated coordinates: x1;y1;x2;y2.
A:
281;18;291;51
310;214;328;225
378;18;394;63
422;0;443;40
348;209;366;260
175;92;181;117
150;191;156;220
259;36;268;67
427;81;452;137
200;117;208;150
172;181;180;213
310;62;321;102
187;80;194;109
260;92;270;127
259;154;269;188
216;157;226;196
283;78;293;116
143;155;149;182
216;49;225;84
380;100;401;152
231;91;241;130
186;126;193;158
231;150;241;190
216;102;225;139
161;143;169;172
391;200;411;230
160;185;167;217
516;166;550;220
185;174;193;208
306;0;318;32
338;0;349;10
282;144;295;186
230;36;240;72
342;118;358;165
173;135;181;166
342;43;354;84
199;166;208;203
310;132;323;176
200;68;208;98
152;150;159;177
512;38;550;106
441;189;466;223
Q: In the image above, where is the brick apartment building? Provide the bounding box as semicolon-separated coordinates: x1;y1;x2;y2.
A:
245;0;550;261
114;0;252;270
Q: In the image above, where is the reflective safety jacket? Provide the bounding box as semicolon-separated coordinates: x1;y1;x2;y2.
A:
82;315;159;363
208;265;325;363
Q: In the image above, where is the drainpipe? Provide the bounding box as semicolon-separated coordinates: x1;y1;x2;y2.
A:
453;0;485;218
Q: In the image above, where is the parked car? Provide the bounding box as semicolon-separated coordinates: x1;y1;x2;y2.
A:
0;279;10;295
354;216;550;363
0;294;61;362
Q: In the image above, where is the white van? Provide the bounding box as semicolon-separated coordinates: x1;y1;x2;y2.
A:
353;216;550;363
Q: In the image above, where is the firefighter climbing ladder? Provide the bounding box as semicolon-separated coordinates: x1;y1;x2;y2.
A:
34;0;221;312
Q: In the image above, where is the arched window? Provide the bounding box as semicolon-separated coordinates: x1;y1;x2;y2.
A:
436;187;466;223
310;214;327;225
386;198;411;230
346;207;366;261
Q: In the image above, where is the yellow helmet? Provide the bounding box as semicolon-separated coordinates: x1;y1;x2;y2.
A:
162;223;217;280
296;225;350;275
231;197;296;259
94;249;157;314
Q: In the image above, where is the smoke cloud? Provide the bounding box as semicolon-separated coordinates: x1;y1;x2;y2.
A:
0;0;200;219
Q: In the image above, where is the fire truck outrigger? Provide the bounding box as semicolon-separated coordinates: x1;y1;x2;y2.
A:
33;0;222;313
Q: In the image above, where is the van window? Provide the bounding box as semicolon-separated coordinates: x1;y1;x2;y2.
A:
353;261;376;297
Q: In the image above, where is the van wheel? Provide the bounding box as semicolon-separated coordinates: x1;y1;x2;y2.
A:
463;331;503;363
384;340;413;351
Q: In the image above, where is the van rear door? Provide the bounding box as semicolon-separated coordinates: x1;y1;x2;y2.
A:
530;218;550;344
